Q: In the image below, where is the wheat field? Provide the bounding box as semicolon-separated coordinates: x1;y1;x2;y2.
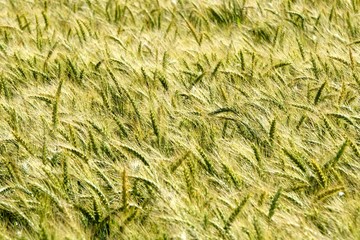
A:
0;0;360;239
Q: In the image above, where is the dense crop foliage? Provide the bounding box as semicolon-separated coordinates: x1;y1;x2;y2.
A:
0;0;360;239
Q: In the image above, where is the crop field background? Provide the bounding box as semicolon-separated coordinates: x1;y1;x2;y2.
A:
0;0;360;239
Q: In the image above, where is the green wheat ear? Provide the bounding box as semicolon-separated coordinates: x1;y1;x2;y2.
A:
88;129;99;156
296;38;305;60
308;159;327;188
7;161;24;185
150;110;160;144
95;167;114;190
316;186;345;202
197;147;217;177
62;158;73;199
222;163;241;188
268;187;282;220
181;13;202;46
323;140;348;170
68;124;78;148
122;169;128;209
314;81;326;105
184;167;194;201
92;194;101;223
52;79;64;130
283;149;307;173
60;145;90;163
253;217;264;240
86;180;110;211
170;151;190;173
348;139;360;158
120;144;150;167
0;201;35;232
224;195;250;232
269;118;276;146
12;130;35;156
